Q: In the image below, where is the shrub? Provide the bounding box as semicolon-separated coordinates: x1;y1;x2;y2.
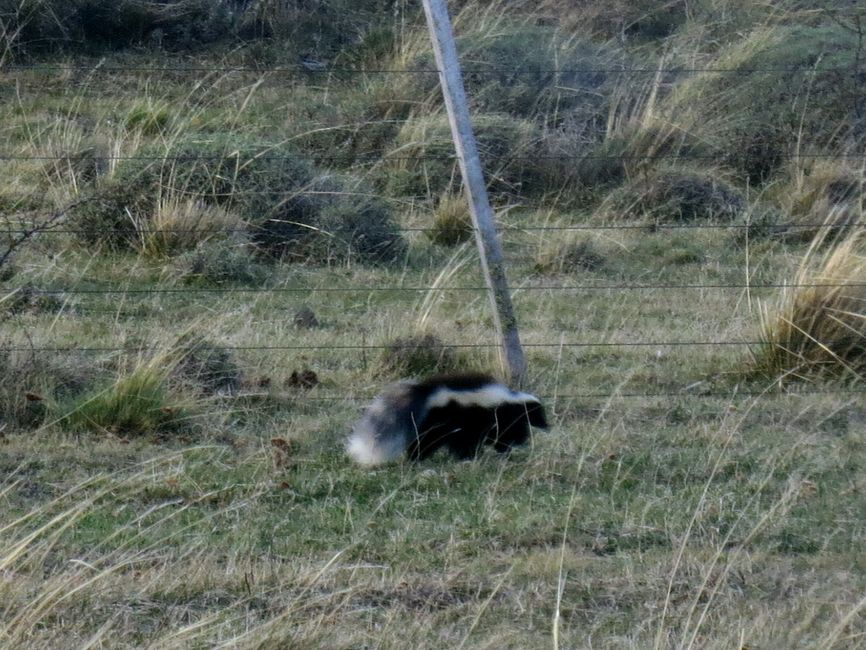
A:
173;338;242;396
2;0;238;57
73;135;315;250
315;181;405;264
0;284;64;316
672;23;866;184
403;24;617;121
236;0;394;55
538;0;688;41
3;0;400;61
750;231;866;383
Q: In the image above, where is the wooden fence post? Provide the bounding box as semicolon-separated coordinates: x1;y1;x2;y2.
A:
420;0;526;386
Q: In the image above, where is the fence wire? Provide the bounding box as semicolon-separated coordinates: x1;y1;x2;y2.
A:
2;57;865;406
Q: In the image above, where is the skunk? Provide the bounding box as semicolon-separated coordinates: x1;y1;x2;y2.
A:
347;373;548;466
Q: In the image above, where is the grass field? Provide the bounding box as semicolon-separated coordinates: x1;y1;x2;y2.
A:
2;1;866;647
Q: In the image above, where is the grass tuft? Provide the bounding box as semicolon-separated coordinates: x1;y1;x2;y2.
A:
427;194;473;247
378;333;464;378
751;229;866;383
58;352;190;436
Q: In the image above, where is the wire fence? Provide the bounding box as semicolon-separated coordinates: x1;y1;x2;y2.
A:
5;63;866;75
2;54;865;405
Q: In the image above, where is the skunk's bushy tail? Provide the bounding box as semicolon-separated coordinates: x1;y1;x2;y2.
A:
347;381;419;466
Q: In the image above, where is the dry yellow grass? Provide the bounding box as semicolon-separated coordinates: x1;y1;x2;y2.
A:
754;227;866;383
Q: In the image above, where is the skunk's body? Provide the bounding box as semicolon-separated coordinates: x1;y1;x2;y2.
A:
347;373;548;466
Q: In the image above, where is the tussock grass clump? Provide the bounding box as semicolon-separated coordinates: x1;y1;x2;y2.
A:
73;134;316;251
174;338;242;396
763;161;863;244
386;113;541;198
40;144;109;187
0;346;91;431
0;284;64;316
125;101;172;136
400;22;616;121
612;171;745;223
72;134;404;264
543;125;709;206
59;353;191;435
178;239;269;286
255;174;405;264
751;230;866;383
540;0;688;41
535;237;606;274
673;22;866;185
378;333;463;378
140;199;242;259
427;194;473;247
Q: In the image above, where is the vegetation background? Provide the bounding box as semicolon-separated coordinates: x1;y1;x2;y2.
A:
1;0;865;647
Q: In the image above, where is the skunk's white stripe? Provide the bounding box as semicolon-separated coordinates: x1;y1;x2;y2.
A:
425;384;540;410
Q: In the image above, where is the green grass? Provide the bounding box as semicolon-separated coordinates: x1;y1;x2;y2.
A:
2;0;866;646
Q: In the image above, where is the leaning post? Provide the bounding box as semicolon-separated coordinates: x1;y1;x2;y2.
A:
420;0;526;387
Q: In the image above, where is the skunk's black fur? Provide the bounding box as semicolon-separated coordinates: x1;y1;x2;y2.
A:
347;373;548;465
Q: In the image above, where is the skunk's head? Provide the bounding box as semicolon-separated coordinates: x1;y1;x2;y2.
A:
522;397;548;430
